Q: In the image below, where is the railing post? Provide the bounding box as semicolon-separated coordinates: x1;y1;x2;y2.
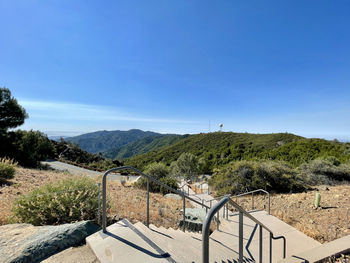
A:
147;178;150;227
202;196;230;263
269;232;272;263
239;211;243;263
217;212;219;230
102;172;107;233
259;225;263;263
97;182;101;226
183;195;186;232
226;204;228;220
268;192;271;215
252;193;254;210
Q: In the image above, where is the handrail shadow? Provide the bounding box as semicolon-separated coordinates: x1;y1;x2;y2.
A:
104;231;171;259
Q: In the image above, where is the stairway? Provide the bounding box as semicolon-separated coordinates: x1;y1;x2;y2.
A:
86;210;320;263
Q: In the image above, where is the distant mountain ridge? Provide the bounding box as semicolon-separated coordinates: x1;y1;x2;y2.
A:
66;129;165;153
103;134;187;159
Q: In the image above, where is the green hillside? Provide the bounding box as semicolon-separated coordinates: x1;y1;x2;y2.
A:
66;129;161;153
103;134;187;159
125;132;304;172
257;138;350;166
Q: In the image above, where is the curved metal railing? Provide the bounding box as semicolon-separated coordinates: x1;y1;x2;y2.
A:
202;195;286;263
233;189;270;215
102;166;210;233
205;189;271;215
179;181;190;196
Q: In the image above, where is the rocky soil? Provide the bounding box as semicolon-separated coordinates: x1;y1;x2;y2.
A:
1;167;349;244
234;184;350;243
0;167;191;229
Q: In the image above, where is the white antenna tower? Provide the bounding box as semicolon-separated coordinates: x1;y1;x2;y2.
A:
219;123;223;132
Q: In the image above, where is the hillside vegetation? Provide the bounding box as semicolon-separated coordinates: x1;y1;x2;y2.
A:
126;132;303;171
103;134;187;159
126;132;350;173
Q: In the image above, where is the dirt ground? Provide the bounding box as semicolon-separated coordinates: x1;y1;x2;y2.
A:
1;168;350;243
105;180;192;229
0;167;190;229
0;167;71;225
234;184;350;243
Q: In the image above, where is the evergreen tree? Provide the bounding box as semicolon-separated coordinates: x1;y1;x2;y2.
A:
0;88;28;131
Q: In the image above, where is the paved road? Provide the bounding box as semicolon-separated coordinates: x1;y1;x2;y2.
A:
42;160;140;182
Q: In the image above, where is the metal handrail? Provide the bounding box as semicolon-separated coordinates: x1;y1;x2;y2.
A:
202;196;286;263
179;181;208;207
206;189;271;214
233;189;270;215
202;195;230;263
102;166;210;233
179;181;190;196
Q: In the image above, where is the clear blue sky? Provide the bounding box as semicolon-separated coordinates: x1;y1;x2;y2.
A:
1;1;350;140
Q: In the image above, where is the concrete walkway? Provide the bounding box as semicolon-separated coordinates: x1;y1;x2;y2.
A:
42;160;139;182
278;235;350;263
180;181;227;218
87;210;324;263
42;245;100;263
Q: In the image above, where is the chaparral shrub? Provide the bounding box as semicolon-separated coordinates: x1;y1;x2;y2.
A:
12;177;100;225
209;160;305;196
134;162;179;195
0;158;16;181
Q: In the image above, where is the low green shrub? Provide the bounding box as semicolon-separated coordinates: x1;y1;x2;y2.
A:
298;157;350;185
134;162;179;195
0;158;16;180
12;177;99;225
209;160;305;195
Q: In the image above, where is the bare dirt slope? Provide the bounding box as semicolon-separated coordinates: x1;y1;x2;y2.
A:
235;184;350;243
1;167;349;244
0;167;190;229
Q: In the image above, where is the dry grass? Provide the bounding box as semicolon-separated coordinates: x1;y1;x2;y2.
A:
0;167;191;229
0;167;71;224
3;167;349;243
233;184;350;243
106;180;192;229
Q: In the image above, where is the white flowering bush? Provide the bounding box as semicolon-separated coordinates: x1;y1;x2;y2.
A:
13;177;99;225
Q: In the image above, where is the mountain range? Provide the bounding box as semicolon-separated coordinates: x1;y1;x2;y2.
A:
65;129;350;173
65;129;182;159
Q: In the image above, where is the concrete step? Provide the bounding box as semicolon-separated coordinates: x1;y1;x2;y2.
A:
166;227;203;261
278;235;350;263
167;227;244;262
213;210;321;262
86;208;331;263
134;222;195;263
86;219;174;263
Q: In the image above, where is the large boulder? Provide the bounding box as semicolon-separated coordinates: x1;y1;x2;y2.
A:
0;221;99;263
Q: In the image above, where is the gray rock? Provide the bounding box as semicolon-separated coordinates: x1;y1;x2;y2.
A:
178;208;209;232
164;193;182;200
0;221;99;263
